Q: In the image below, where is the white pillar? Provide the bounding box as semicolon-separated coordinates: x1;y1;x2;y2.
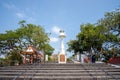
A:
58;30;66;63
45;55;48;62
60;38;65;54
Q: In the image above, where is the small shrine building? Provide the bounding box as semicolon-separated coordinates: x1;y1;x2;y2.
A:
22;46;42;64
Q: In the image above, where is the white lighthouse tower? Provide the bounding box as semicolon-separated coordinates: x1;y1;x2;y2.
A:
58;30;66;63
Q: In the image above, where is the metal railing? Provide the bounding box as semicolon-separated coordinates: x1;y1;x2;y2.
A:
13;61;41;80
81;63;98;80
81;63;109;80
98;63;118;80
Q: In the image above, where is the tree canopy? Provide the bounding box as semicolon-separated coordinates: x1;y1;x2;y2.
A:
0;20;54;64
98;8;120;49
67;8;120;58
67;24;106;54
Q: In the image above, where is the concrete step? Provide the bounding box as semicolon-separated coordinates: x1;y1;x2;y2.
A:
1;75;120;80
0;75;117;80
0;63;119;80
0;72;107;76
1;66;119;70
0;69;104;73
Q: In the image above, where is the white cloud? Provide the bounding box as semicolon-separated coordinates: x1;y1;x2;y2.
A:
53;49;59;54
52;26;61;34
3;3;16;10
50;37;58;43
16;12;36;23
27;17;35;22
16;13;25;19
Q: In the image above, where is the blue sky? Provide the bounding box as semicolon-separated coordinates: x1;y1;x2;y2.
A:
0;0;120;57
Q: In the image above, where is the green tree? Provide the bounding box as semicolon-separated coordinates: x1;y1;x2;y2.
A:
67;23;107;62
43;44;54;56
67;8;120;62
0;30;20;55
0;20;54;64
98;8;120;49
7;49;22;65
77;24;106;53
16;21;54;55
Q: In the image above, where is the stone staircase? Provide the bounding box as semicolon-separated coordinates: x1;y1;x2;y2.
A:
0;63;120;80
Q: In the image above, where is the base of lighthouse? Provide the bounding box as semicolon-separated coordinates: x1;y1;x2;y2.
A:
58;53;66;64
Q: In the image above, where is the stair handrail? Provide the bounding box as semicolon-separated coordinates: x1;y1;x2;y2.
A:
81;63;98;79
13;61;40;80
98;63;118;80
25;61;41;80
